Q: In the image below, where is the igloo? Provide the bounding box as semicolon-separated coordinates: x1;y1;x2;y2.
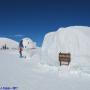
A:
22;38;36;49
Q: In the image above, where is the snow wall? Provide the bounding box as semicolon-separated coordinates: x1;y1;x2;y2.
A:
41;26;90;66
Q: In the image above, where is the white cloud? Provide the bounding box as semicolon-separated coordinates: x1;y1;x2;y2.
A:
14;34;25;37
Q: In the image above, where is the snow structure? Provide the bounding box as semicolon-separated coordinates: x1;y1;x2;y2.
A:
0;37;19;49
41;26;90;66
22;37;36;49
22;37;37;58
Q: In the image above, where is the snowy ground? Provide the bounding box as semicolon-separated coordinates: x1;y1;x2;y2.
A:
0;50;90;90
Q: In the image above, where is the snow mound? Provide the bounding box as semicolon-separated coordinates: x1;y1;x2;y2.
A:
22;37;36;49
0;37;19;49
21;37;37;59
42;26;90;66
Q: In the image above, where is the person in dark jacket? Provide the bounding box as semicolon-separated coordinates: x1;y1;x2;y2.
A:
19;40;23;57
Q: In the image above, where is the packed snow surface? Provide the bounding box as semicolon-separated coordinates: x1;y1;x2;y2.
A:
0;49;90;90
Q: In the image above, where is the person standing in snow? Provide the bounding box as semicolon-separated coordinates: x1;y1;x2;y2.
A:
19;40;23;57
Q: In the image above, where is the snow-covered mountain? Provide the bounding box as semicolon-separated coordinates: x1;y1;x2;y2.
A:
42;26;90;65
0;37;19;49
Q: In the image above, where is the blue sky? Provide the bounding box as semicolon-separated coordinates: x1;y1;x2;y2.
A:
0;0;90;46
